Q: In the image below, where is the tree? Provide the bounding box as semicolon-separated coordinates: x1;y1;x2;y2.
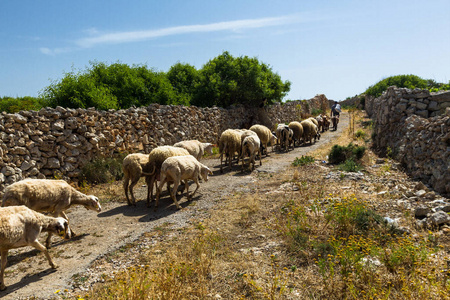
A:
167;62;200;106
365;75;428;98
192;51;290;107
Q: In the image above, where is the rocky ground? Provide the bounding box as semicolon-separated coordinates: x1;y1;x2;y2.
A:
1;112;449;299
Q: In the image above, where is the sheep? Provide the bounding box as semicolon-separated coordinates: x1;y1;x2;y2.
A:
307;117;319;128
2;178;101;248
331;115;340;130
315;115;324;132
288;121;304;147
301;119;321;144
275;124;293;152
322;115;330;131
249;124;277;155
173;140;214;161
155;155;212;210
240;134;262;171
144;146;190;206
218;129;242;173
0;206;69;291
122;153;154;206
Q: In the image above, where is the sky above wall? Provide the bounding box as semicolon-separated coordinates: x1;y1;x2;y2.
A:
1;0;449;101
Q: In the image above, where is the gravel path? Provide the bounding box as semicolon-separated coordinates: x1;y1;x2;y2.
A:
1;114;349;299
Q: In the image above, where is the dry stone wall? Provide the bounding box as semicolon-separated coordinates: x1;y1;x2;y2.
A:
0;94;329;193
366;87;450;196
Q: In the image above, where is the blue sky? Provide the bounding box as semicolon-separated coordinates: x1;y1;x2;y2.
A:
1;0;449;101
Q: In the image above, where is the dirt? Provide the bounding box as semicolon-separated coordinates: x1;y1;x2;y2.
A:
0;115;349;299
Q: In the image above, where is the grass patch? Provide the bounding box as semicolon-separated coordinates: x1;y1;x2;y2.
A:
329;143;366;165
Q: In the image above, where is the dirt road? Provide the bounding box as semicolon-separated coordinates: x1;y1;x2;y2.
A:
1;114;349;299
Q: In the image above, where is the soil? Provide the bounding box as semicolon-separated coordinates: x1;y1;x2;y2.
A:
1;115;349;299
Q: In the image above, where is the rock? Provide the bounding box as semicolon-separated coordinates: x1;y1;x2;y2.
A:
415;206;430;218
428;211;450;226
415;190;427;197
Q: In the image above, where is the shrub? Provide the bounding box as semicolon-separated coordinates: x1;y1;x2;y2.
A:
338;159;363;172
328;143;366;164
79;154;126;184
292;155;315;166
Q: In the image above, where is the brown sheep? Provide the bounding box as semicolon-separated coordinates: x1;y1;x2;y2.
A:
122;153;153;206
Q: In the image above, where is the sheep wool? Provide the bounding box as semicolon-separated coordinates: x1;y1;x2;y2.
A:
173;140;213;161
2;178;101;248
0;206;69;291
249;124;277;155
218;129;242;173
288;121;304;147
122;153;153;206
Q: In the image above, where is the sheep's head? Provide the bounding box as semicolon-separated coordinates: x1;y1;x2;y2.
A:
54;217;70;240
201;166;213;182
86;195;102;212
269;134;277;145
204;143;214;156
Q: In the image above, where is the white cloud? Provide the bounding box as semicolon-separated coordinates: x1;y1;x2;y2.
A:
39;47;72;55
75;15;301;48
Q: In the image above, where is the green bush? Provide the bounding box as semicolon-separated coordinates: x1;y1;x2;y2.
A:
292;155;315;166
338;159;363;172
328;143;366;164
79;154;126;184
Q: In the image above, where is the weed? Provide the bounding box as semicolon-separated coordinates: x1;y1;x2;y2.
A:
329;143;366;164
354;129;366;139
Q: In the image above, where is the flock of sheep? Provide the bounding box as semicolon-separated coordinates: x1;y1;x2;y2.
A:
0;113;334;291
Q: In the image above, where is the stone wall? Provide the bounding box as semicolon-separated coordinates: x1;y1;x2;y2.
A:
366;87;450;196
0;94;329;192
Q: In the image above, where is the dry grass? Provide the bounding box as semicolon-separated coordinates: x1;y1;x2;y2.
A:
75;110;450;300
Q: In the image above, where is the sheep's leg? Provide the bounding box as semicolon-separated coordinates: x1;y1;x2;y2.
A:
170;179;182;209
155;175;166;211
123;175;131;205
45;232;53;249
184;180;191;200
0;250;7;291
148;174;156;207
128;175;139;207
145;175;152;204
30;241;58;269
189;178;200;200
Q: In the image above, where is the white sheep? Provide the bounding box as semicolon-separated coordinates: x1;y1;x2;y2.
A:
0;206;69;291
122;153;153;206
155;155;212;210
218;129;242;173
288;121;304;147
144;146;190;206
275;124;293;152
249;124;277;156
301;119;320;144
2;178;101;248
173;140;214;160
240;134;262;171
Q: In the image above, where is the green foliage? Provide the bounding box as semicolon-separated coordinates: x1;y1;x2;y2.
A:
338;159;363;172
311;108;323;116
365;74;450;98
292;155;315;166
0;96;46;113
167;62;200;106
354;129;366;139
328;143;366;164
192;51;291;107
79;154;126;185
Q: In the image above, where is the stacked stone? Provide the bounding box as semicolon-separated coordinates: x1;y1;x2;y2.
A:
366;87;450;196
0;96;328;193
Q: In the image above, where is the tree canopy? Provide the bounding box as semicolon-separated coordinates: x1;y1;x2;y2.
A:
37;52;291;110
